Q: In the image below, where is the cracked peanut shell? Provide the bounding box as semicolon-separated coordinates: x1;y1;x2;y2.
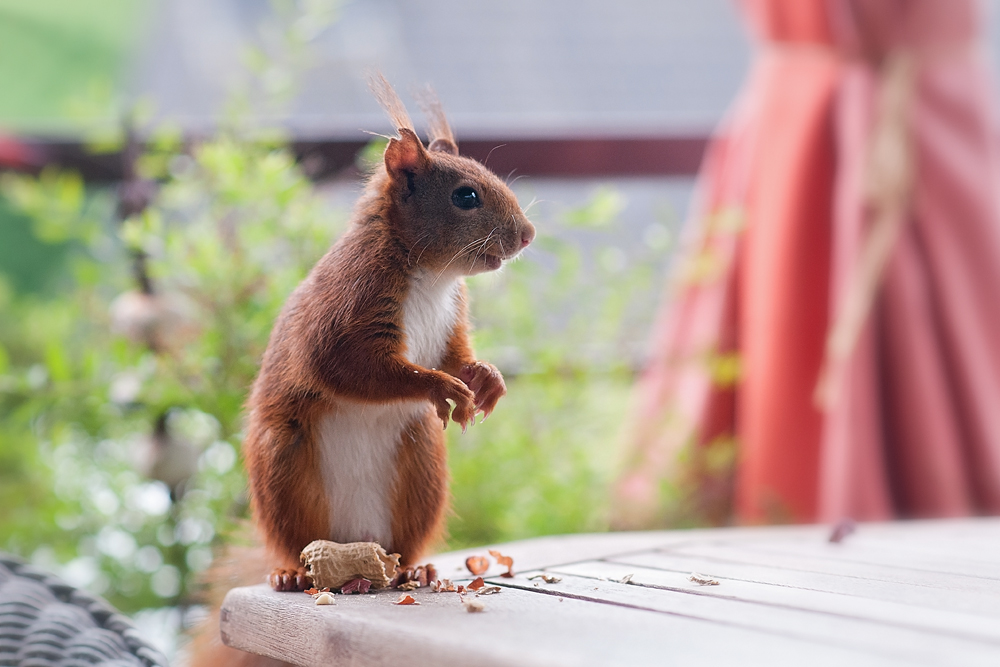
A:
300;540;400;589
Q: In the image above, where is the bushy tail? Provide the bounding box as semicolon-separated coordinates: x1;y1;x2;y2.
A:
186;543;292;667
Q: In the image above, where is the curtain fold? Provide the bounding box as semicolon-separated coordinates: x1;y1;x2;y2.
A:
614;0;1000;527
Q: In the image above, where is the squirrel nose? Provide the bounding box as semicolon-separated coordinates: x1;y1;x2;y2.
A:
520;222;536;248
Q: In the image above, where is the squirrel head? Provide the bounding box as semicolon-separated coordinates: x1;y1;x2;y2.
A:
370;75;535;276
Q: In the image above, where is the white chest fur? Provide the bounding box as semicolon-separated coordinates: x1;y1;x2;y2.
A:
316;271;460;548
400;269;461;367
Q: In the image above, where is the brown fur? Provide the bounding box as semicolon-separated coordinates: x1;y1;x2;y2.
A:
192;77;534;666
389;412;450;562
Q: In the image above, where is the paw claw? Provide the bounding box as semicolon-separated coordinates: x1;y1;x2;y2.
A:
270;567;312;592
460;361;506;420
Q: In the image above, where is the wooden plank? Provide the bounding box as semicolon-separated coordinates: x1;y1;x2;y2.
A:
612;550;1000;617
723;534;1000;580
497;571;999;666
220;520;1000;666
545;559;1000;643
427;525;833;579
427;519;1000;580
220;583;901;667
851;519;1000;545
665;542;1000;602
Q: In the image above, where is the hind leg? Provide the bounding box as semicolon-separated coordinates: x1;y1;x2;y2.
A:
243;413;331;574
390;409;449;564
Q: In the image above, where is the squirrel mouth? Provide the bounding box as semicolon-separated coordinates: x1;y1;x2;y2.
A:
481;253;503;271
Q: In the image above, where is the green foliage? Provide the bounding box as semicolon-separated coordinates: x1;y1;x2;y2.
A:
0;0;150;131
0;134;339;613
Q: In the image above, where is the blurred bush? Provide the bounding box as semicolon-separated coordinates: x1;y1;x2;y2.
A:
0;0;671;630
0;132;337;613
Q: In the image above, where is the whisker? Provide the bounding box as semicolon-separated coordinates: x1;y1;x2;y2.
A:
483;144;507;167
407;232;432;267
465;228;500;276
470;227;499;266
432;229;497;284
523;197;544;214
415;234;435;266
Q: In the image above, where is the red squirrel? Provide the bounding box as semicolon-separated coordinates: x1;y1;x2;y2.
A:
243;75;535;590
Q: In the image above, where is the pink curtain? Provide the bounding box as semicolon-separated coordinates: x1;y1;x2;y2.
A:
614;0;1000;527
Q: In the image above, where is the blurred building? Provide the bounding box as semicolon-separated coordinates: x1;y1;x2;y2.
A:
9;0;1000;356
134;0;754;367
135;0;749;159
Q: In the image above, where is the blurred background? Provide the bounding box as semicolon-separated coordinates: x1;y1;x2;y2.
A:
4;0;1000;662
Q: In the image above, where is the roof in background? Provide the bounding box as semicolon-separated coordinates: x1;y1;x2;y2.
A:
131;0;752;140
14;1;1000;180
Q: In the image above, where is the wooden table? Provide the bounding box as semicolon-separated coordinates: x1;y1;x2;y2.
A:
221;518;1000;666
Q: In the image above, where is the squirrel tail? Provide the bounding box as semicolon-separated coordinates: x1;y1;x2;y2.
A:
186;542;293;667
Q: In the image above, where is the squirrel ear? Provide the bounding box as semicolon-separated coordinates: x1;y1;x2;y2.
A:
427;138;458;155
384;128;429;181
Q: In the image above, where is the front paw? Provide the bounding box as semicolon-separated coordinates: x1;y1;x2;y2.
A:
459;361;507;420
429;374;476;431
269;567;312;592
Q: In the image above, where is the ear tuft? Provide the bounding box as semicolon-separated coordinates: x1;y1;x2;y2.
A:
384;128;429;180
428;138;458;155
417;86;458;153
368;72;415;134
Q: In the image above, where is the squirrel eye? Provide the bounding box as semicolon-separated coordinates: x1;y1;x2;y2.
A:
451;186;481;210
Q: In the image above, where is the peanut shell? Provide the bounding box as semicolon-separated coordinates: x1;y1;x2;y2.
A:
300;540;400;589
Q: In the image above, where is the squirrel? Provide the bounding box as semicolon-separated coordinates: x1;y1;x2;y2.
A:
189;76;533;667
242;74;535;592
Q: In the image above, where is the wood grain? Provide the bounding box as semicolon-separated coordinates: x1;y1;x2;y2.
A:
220;518;1000;667
495;570;998;665
544;559;1000;643
612;550;1000;616
221;583;910;667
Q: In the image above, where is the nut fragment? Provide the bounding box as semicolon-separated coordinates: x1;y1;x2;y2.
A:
300;540;400;590
340;578;372;595
463;598;485;613
528;574;562;584
465;556;489;575
397;581;420;591
315;593;335;605
489;550;515;577
431;579;457;593
394;594;419;605
477;586;502;595
306;587;331;598
467;576;486;591
689;572;720;586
